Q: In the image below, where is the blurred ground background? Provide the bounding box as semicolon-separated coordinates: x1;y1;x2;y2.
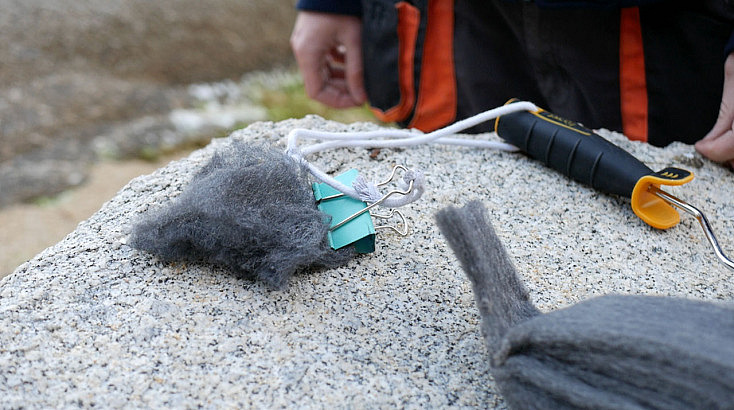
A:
0;1;375;278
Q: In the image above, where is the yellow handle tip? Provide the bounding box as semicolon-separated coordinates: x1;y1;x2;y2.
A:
631;167;694;229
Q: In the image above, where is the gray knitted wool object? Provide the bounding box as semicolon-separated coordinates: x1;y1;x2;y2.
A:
130;142;354;289
436;201;734;409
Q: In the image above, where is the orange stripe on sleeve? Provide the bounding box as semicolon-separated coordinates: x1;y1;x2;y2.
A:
408;0;456;131
619;7;648;142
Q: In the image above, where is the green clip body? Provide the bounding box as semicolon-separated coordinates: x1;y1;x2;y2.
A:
313;169;376;253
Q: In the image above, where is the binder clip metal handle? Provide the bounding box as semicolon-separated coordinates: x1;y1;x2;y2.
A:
313;166;413;253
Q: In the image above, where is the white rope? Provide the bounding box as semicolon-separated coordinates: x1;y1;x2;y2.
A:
287;101;538;207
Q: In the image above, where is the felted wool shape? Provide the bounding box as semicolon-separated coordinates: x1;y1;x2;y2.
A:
436;201;734;409
130;141;354;289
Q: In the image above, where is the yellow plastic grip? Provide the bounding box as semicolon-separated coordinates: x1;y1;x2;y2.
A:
630;168;694;229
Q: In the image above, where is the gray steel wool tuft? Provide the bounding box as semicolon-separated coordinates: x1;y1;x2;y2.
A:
130;142;354;289
436;201;734;409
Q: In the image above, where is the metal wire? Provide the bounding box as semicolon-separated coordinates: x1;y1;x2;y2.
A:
649;185;734;271
329;180;414;232
318;165;413;234
372;209;409;236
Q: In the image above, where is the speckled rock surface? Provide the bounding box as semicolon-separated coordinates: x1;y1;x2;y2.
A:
2;117;733;408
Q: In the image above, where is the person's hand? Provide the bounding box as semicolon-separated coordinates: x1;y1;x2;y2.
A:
696;53;734;168
290;11;367;108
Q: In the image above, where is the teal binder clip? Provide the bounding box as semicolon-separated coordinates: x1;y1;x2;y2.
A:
313;169;376;253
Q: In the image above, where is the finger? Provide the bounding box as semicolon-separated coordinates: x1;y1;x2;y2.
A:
703;54;734;141
313;56;360;108
344;50;366;105
341;27;367;105
329;46;346;65
702;101;734;142
291;31;327;102
290;13;332;104
300;52;358;108
314;79;362;108
297;55;327;102
326;51;346;80
695;129;734;163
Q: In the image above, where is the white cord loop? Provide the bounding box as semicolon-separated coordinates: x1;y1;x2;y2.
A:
286;101;538;208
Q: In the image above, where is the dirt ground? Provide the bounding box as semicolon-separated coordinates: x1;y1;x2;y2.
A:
0;152;188;279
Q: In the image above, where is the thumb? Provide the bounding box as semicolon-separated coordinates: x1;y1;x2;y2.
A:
701;100;734;143
695;129;734;163
701;53;734;142
696;54;734;164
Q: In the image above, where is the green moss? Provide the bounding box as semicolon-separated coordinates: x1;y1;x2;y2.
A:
138;146;161;162
31;191;72;207
134;71;385;163
255;78;377;124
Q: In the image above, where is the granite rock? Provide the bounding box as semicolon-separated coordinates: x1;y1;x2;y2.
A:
1;117;732;408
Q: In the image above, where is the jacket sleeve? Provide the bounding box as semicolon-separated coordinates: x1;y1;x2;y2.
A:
701;0;734;57
296;0;362;16
534;0;734;58
533;0;664;8
727;33;734;57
